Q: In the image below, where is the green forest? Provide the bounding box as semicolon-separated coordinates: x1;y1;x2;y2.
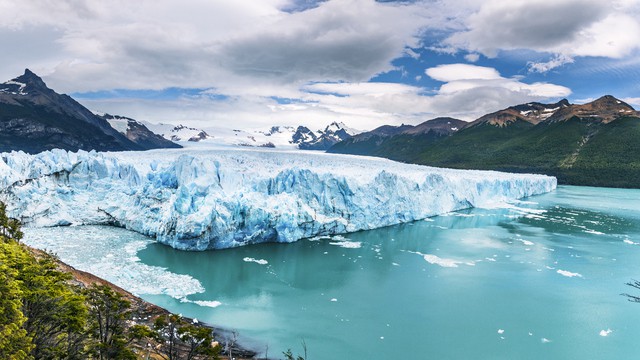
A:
0;203;221;360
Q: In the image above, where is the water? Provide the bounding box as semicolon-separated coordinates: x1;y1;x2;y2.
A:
23;186;640;359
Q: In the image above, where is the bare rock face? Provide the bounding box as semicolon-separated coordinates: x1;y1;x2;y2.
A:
466;99;571;128
0;69;142;153
98;114;182;149
546;95;639;124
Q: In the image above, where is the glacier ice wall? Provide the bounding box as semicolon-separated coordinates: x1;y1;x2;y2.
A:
0;148;557;250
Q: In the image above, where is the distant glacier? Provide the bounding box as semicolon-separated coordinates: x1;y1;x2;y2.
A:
0;146;557;250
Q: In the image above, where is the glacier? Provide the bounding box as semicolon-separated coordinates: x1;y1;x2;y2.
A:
0;146;556;250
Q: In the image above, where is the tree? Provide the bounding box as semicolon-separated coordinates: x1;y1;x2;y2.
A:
0;258;33;360
14;249;88;360
0;202;22;242
154;314;220;360
0;204;88;360
154;314;182;360
85;284;137;360
178;324;220;360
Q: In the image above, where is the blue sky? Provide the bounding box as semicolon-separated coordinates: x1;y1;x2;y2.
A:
1;0;639;130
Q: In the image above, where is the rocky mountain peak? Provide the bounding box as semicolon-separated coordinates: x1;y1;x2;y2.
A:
0;69;49;97
17;69;48;88
546;95;637;124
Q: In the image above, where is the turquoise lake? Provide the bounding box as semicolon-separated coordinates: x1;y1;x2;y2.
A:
23;186;640;359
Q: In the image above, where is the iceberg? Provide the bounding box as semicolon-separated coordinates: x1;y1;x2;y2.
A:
0;147;556;250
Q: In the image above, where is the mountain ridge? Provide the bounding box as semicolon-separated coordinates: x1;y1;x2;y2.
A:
329;96;640;188
0;69;178;153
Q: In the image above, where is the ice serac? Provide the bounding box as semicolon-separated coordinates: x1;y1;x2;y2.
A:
0;148;557;250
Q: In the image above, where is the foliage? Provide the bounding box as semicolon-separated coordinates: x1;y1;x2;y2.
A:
85;284;137;360
0;256;33;360
0;203;151;359
0;202;226;359
331;116;640;188
154;314;220;360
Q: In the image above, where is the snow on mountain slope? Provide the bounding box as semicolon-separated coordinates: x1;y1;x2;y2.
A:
98;113;181;149
0;147;556;250
141;121;212;142
140;120;358;150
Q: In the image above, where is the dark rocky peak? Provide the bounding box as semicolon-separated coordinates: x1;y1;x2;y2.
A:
15;69;49;89
0;69;51;97
402;117;467;135
292;126;318;143
368;124;414;137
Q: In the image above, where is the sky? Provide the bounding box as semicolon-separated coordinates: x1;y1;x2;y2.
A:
1;0;640;131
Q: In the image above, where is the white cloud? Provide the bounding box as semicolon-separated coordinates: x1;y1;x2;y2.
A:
464;53;480;62
528;54;575;73
0;0;431;94
422;63;571;119
426;64;501;82
0;0;599;131
445;0;640;61
622;97;640;107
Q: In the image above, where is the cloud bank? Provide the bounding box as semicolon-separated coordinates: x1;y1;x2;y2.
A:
0;0;635;130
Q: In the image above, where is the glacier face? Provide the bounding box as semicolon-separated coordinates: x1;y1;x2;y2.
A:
0;147;557;250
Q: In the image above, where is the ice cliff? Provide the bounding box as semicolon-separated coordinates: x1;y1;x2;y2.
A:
0;147;557;250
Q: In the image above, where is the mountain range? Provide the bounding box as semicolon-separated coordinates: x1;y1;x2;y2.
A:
0;69;179;153
0;70;358;153
329;96;640;188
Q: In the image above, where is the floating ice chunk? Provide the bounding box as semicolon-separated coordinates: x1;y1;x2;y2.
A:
329;241;362;249
557;269;583;278
193;300;222;308
243;257;268;265
599;329;613;337
541;338;551;343
584;229;605;235
330;298;338;302
517;239;535;246
624;239;638;245
422;254;460;268
497;329;505;334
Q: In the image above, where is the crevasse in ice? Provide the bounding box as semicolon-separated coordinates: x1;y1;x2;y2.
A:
0;147;557;250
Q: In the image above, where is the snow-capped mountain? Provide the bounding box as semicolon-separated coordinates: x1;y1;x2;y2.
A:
291;122;358;150
137;120;359;150
0;148;556;250
0;69;145;153
141;122;212;142
97;113;181;149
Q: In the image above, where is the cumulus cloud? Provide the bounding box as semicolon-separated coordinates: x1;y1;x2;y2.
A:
0;0;585;130
422;63;571;118
445;0;640;66
0;0;430;94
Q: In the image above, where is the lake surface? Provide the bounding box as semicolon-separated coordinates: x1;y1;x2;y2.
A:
23;186;640;359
